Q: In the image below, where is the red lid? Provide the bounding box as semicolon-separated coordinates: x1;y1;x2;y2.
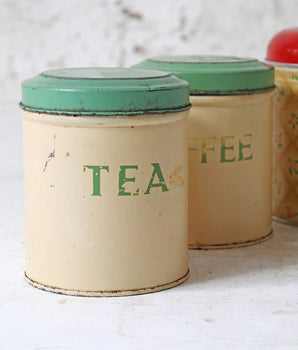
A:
266;28;298;64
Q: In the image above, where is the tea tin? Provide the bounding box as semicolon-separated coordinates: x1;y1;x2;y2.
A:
20;68;190;295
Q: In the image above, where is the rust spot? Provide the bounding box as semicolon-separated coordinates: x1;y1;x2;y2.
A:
169;165;184;187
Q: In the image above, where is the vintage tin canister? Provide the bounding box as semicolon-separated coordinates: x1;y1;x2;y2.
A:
266;28;298;225
20;68;191;296
133;56;275;249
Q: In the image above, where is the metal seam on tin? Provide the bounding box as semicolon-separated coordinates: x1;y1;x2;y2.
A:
21;109;189;128
264;60;298;68
19;102;192;116
189;86;275;96
189;231;273;250
24;270;190;297
273;217;298;227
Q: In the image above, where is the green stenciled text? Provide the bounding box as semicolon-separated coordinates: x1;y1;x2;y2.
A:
84;163;170;196
189;133;253;164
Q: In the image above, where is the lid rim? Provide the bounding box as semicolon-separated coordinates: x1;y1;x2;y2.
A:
189;86;275;96
147;56;257;64
19;102;192;116
21;67;190;115
264;59;298;68
132;55;274;94
40;71;173;81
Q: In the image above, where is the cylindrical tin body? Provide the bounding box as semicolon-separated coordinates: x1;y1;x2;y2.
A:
188;92;273;248
267;28;298;225
21;68;190;296
132;56;275;249
271;67;298;224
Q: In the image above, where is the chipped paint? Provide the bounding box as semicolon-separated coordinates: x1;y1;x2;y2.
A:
43;135;56;172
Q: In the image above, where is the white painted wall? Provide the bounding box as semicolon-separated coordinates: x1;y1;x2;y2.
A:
1;0;297;101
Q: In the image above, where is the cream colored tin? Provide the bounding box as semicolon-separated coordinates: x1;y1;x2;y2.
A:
133;56;275;249
188;93;273;248
21;68;190;296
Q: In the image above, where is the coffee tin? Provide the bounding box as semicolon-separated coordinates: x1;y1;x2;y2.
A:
20;68;190;295
133;56;275;249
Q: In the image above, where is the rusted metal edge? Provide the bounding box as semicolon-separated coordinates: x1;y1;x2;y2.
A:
24;269;189;297
189;86;275;96
189;230;273;250
19;102;192;116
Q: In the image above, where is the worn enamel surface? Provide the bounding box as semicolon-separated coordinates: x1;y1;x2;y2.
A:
20;68;190;115
22;110;189;295
272;67;298;224
132;56;274;95
188;92;273;249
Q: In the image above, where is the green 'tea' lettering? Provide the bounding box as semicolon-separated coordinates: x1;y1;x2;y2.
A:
238;133;253;161
220;136;236;163
118;165;139;196
145;163;169;194
83;165;109;196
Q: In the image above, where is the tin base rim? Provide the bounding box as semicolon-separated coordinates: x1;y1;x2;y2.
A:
273;216;298;227
188;230;273;250
24;269;189;297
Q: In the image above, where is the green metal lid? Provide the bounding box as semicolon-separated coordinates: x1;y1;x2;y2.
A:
132;56;275;95
20;67;190;115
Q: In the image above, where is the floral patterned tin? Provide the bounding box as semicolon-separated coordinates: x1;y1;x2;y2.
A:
267;28;298;225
